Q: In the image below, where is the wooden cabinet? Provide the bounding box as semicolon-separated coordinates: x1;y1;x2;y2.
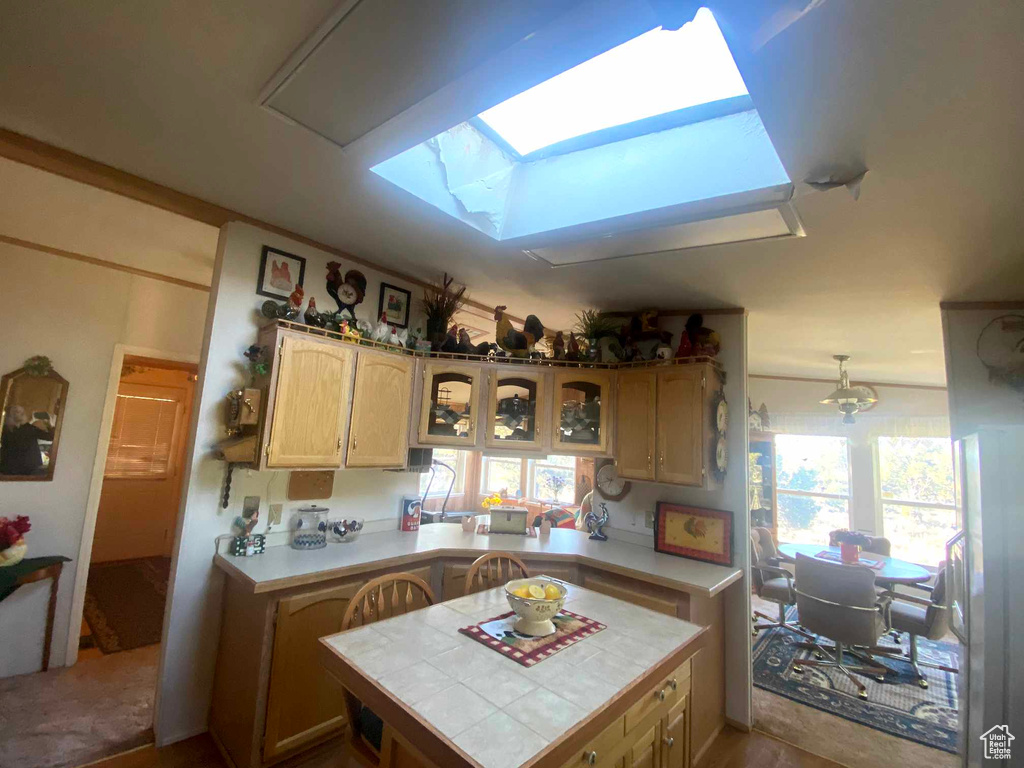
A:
615;370;656;480
263;581;362;762
265;336;352;469
552;370;613;455
485;369;548;451
627;722;660;768
417;363;482;447
661;695;690;768
655;367;704;486
347;353;414;468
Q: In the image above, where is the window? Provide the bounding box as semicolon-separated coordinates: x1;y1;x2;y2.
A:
480;454;577;505
104;391;182;478
478;8;748;156
482;456;524;497
775;435;851;545
419;449;467;497
877;437;956;566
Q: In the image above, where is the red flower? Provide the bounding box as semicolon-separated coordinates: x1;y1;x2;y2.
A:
0;515;30;550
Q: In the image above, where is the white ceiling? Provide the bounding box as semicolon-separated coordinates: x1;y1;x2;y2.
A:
1;0;1022;384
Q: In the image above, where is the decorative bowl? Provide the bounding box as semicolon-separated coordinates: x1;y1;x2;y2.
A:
504;577;567;636
0;541;27;567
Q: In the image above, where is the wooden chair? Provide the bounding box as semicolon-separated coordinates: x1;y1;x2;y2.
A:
341;572;436;630
464;552;530;595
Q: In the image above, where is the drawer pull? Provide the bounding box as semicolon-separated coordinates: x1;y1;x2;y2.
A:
664;737;675;748
668;678;678;691
584;751;598;765
657;688;667;702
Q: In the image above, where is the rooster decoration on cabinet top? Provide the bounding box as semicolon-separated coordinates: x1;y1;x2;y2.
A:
494;305;545;358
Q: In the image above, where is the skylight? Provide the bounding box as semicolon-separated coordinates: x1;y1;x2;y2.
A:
477;8;748;156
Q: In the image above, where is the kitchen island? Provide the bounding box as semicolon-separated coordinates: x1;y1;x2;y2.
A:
209;527;741;768
319;581;705;768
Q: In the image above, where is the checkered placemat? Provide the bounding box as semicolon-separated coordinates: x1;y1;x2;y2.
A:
458;609;606;667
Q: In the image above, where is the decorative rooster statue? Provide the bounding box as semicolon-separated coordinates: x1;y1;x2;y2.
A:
494;305;545;358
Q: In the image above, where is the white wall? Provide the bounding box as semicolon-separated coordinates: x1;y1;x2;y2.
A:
600;312;751;729
155;222;422;744
0;240;208;677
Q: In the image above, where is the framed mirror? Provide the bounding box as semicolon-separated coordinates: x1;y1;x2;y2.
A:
1;357;69;481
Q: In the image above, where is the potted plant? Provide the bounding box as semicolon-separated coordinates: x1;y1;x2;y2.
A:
573;310;617;362
832;529;872;563
0;515;31;567
421;273;467;351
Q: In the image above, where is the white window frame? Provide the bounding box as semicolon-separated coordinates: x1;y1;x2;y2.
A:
526;456;576;504
420;449;467;497
480;455;577;505
774;434;854;539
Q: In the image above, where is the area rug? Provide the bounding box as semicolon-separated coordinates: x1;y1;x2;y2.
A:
752;606;959;754
83;557;170;654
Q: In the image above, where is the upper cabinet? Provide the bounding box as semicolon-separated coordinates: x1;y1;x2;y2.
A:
615;369;657;481
346;353;414;468
552;370;613;455
485;370;548;452
265;336;352;469
656;367;705;486
417;363;482;447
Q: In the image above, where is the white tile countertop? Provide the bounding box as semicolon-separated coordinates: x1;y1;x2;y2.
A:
214;525;742;597
319;581;706;768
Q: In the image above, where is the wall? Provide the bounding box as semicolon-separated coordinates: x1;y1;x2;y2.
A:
155;222;423;744
0;241;208;677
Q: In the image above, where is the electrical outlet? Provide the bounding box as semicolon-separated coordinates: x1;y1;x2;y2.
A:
269;503;283;526
644;510;655;529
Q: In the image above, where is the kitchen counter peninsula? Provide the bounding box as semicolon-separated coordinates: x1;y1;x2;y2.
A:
319;581;705;768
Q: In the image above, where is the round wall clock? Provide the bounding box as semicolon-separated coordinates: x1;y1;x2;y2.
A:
596;461;631;502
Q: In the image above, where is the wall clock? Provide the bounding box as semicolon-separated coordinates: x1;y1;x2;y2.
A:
596;461;631;502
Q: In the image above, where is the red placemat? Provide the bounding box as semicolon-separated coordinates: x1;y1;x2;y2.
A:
815;550;884;569
458;609;606;667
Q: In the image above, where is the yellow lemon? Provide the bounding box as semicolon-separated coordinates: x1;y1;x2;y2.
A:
513;586;531;598
528;584;546;600
544;584;561;600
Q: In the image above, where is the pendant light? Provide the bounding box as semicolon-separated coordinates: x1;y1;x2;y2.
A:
820;355;877;424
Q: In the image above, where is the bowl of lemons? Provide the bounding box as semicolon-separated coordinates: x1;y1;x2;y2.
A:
504;577;567;636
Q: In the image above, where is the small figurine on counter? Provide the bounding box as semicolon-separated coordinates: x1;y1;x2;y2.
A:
494;306;545;358
232;506;259;537
325;263;367;318
303;297;326;327
585;502;610;541
551;331;565;360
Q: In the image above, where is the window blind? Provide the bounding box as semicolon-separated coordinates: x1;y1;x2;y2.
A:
105;393;181;478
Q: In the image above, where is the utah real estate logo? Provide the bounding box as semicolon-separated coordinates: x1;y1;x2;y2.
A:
980;725;1014;760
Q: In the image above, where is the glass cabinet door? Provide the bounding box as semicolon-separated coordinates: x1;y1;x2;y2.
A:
486;372;546;450
552;371;612;454
418;364;480;446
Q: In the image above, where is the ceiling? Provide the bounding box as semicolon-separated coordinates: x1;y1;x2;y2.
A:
0;0;1022;385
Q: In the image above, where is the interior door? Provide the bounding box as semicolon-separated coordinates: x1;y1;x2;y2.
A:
418;363;481;447
267;337;351;468
347;353;414;467
615;370;656;480
656;367;704;486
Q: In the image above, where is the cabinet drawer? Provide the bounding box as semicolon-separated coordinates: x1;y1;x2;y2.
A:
560;716;624;768
624;658;692;733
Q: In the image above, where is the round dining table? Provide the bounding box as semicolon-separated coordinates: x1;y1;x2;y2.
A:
777;542;932;585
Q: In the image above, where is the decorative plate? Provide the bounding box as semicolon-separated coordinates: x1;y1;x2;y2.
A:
715;394;729;435
714;436;728;477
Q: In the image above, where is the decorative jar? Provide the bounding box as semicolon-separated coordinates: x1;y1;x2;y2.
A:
0;541;27;567
840;542;860;563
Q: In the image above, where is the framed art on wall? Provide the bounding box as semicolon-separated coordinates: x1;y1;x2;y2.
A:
654;502;732;566
378;282;411;328
257;246;306;301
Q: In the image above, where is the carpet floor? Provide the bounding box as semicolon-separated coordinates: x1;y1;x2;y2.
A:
0;644;158;768
83;557;170;654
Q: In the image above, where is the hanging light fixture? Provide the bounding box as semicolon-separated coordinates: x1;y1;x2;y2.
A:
820;355;877;424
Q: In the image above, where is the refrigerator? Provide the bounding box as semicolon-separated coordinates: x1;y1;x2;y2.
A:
950;428;1024;766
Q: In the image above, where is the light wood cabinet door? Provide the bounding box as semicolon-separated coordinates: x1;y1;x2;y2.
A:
628;722;660;768
552;370;613;454
655;367;704;486
347;353;414;467
418;363;482;447
485;369;547;451
615;370;656;480
661;695;690;768
263;582;362;762
267;337;352;468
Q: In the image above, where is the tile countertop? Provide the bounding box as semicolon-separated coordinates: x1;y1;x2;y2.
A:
214;525;742;597
319;582;706;768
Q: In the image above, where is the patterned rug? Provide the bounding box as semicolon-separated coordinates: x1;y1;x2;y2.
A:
752;606;959;753
83;557;170;654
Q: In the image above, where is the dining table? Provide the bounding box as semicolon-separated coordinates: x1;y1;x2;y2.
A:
777;542;932;585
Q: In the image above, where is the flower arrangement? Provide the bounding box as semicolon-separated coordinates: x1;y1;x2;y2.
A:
480;493;503;511
831;529;872;547
0;515;31;566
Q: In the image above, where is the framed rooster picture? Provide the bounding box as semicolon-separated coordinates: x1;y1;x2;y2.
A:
257;246;306;301
654;503;732;566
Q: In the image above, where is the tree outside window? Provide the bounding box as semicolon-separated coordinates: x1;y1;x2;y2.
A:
419;448;466;497
775;435;851;545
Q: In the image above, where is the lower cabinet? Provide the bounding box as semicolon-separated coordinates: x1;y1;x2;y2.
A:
662;695;690;768
627;721;660;768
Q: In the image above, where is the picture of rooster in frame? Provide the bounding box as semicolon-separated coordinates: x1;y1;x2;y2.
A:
654;502;732;566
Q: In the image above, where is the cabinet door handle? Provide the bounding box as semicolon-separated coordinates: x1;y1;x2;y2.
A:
337;438;343;450
657;688;667;702
352;436;357;451
663;736;675;748
584;751;597;765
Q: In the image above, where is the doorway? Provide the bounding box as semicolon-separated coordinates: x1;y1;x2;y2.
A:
79;355;197;659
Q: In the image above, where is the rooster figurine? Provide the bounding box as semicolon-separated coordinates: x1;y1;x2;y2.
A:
494;305;545;358
439;324;460;353
303;297;325;327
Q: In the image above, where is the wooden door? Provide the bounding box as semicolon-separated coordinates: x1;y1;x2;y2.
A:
485;369;547;451
418;363;482;447
264;581;362;762
661;695;690;768
615;370;656;480
552;370;613;454
655;367;704;486
267;337;351;468
628;722;660;768
347;353;414;467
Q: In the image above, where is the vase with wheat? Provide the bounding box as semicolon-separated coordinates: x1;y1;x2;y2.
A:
422;273;467;351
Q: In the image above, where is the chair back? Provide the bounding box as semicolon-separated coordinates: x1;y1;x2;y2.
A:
925;565;949;640
341;573;436;630
794;554;884;647
828;530;891;557
752;527;778;560
464;552;530;595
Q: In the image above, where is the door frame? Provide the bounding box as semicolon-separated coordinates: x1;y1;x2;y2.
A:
65;343;200;666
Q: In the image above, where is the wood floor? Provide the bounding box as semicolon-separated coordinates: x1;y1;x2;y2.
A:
78;726;843;768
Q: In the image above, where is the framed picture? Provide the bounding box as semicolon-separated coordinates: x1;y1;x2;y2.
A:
257;246;306;301
654;502;732;566
378;282;411;328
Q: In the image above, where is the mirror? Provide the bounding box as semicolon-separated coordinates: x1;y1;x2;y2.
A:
1;358;69;481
